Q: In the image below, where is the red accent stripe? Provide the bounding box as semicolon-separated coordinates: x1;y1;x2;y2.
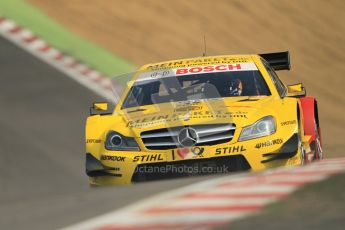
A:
95;221;230;230
92;75;103;82
215;170;339;188
179;192;287;199
268;181;307;186
217;177;300;188
144;204;263;214
54;53;64;61
219;178;313;188
216;170;329;188
96;74;113;86
81;67;92;75
39;44;51;53
67;61;78;68
23;35;37;43
217;179;263;188
267;170;338;177
9;26;22;34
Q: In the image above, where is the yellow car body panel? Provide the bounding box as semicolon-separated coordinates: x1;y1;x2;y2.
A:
85;54;308;185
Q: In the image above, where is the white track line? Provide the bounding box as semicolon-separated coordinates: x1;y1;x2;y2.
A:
163;198;275;207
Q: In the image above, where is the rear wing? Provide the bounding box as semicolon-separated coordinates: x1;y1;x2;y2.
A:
259;51;291;71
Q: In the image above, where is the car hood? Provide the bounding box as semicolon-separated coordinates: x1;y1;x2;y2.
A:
114;96;274;137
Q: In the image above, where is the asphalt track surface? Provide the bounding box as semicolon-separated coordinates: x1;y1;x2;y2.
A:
0;36;222;229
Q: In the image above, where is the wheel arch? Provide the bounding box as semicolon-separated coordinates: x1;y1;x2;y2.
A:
299;96;320;144
314;100;320;128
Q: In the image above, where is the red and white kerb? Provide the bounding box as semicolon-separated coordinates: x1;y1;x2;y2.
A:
61;158;345;230
0;16;115;101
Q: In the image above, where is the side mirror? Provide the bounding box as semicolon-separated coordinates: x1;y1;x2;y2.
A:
90;102;111;115
94;102;108;111
286;83;306;97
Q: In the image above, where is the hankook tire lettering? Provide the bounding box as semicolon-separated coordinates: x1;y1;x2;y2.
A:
101;155;126;162
255;139;283;149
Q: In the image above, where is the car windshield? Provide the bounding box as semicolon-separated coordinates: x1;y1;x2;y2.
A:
120;65;270;109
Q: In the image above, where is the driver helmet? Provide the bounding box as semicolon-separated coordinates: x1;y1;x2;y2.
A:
229;79;243;96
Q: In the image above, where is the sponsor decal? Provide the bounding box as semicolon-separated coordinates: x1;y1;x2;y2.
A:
177;147;205;159
101;155;126;162
145;57;251;70
149;70;171;78
255;139;283;149
281;120;297;126
127;110;247;128
215;146;246;155
133;154;164;162
137;62;257;81
176;64;242;75
174;105;203;112
174;63;257;76
86;139;102;144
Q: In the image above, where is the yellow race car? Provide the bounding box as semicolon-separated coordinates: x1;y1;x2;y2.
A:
85;52;323;185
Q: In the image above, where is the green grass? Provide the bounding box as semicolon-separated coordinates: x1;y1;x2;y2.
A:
0;0;135;76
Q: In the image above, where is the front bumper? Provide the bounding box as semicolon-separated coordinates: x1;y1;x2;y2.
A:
86;133;301;185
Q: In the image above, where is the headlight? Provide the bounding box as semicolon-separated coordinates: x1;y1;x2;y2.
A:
105;131;140;151
238;116;276;141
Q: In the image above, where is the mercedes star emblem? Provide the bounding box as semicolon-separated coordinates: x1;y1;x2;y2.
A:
178;127;198;147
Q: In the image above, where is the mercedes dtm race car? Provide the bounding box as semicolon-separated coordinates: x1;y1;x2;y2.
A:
85;51;323;185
